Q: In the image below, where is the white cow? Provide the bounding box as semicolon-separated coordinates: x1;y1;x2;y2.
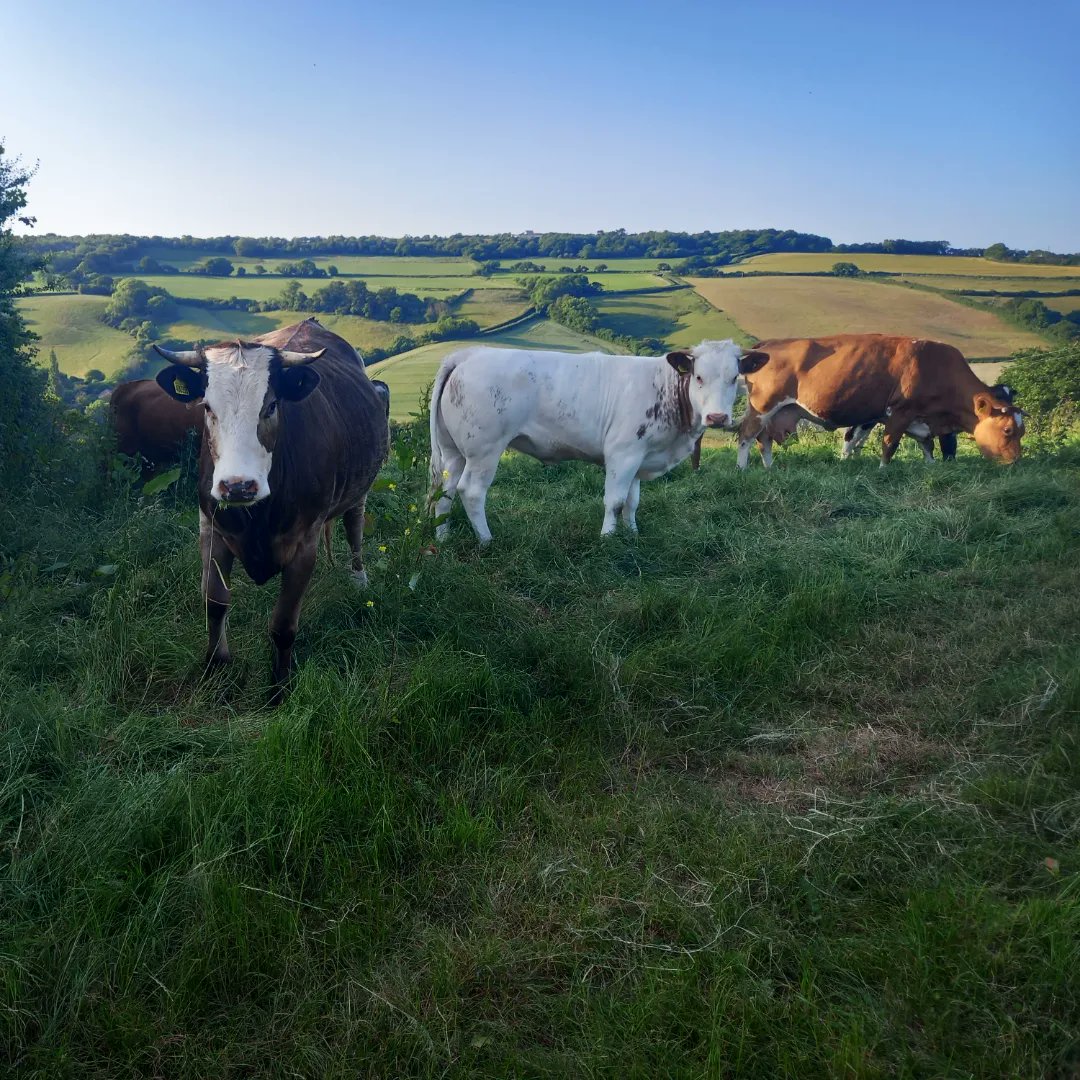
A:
428;341;766;542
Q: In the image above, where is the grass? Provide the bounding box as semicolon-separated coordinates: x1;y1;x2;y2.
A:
904;275;1080;294
592;288;748;346
123;274;485;302
139;252;480;276
15;294;135;377
451;288;532;328
2;425;1079;1077
689;276;1045;359
739;253;1080;277
369;316;616;421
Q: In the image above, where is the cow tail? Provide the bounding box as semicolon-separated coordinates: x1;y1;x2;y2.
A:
428;352;463;505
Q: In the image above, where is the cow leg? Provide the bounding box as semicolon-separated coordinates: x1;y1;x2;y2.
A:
737;408;766;470
342;500;369;587
457;452;502;545
602;457;641;535
914;434;936;463
268;538;318;705
842;423;874;459
880;414;912;467
200;512;234;668
431;450;465;541
621;478;642;533
758;432;774;469
939;433;958;461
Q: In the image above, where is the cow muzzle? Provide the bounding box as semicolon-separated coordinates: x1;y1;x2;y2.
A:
705;412;730;429
217;477;260;505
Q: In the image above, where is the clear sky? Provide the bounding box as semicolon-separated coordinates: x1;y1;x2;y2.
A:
5;0;1079;249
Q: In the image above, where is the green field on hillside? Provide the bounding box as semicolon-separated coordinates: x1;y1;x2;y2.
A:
740;252;1080;277
4;426;1080;1077
592;288;747;347
139;252;479;276
902;275;1080;294
452;288;532;328
690;276;1045;359
370;316;615;420
123;274;478;301
15;294;135;376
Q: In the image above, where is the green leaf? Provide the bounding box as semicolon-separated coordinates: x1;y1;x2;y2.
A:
143;467;181;497
94;564;118;577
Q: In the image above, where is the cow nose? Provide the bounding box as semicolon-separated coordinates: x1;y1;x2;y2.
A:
218;477;259;502
705;412;729;428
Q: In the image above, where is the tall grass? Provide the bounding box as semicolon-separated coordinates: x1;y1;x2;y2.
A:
2;428;1079;1077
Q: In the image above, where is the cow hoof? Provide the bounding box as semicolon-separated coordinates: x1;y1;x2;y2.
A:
350;569;369;589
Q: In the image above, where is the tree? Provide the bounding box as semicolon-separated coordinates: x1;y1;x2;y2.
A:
0;140;51;476
1004;340;1080;429
84;368;105;382
199;256;234;276
253;263;267;275
327;265;339;277
45;350;62;402
831;261;860;277
984;243;1013;262
235;266;246;276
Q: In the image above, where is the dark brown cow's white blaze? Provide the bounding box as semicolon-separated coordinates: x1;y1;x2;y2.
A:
152;320;389;703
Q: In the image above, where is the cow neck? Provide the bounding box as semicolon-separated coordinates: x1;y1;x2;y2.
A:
957;366;1001;433
668;366;697;434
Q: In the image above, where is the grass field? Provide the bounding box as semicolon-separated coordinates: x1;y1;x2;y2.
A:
370;317;615;421
125;274;481;301
139;252;480;276
689;276;1045;359
497;258;674;273
739;252;1080;278
3;427;1079;1077
592;288;748;347
15;294;135;377
904;275;1080;295
452;288;532;328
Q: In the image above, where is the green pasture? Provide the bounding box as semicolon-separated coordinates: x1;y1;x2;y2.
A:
369;316;615;421
15;294;134;377
451;288;532;328
740;252;1080;277
905;275;1080;294
138;252;479;276
3;421;1080;1077
592;288;747;347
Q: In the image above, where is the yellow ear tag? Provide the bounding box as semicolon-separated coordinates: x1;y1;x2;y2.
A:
173;377;188;396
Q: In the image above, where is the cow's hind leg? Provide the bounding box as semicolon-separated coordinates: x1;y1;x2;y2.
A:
430;450;465;541
268;537;318;705
621;477;642;533
200;512;234;668
457;451;502;545
842;423;875;459
342;500;369;587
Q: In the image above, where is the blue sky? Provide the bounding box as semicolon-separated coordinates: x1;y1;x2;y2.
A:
5;0;1079;248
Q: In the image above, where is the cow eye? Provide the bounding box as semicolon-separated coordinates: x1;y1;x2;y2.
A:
696;375;703;384
265;400;278;418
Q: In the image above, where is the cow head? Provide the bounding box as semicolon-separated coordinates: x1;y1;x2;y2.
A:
153;341;324;504
972;392;1024;463
665;341;767;430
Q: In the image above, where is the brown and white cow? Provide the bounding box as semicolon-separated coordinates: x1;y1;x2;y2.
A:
735;334;1024;468
153;318;389;703
111;378;204;472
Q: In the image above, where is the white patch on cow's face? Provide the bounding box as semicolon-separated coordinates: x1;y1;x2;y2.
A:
686;340;742;428
202;344;274;503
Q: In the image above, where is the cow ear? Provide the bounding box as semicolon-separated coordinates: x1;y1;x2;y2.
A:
973;392;994;418
156;364;206;402
277;365;321;402
738;349;769;375
666;350;694;375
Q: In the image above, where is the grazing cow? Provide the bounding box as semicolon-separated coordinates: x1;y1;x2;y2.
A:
428;340;762;542
110;379;204;471
153;318;389;702
840;383;1016;461
735;335;1023;468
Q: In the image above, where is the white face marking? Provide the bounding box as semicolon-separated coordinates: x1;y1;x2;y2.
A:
687;340;743;427
202;344;274;503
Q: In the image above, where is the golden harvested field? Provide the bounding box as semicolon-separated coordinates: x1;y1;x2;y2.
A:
738;253;1080;277
903;275;1080;294
688;277;1045;359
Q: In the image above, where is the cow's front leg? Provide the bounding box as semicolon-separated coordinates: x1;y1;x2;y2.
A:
602;456;641;536
758;432;774;469
200;512;234;668
268;538;318;705
842;423;874;459
737;408;765;470
621;478;641;533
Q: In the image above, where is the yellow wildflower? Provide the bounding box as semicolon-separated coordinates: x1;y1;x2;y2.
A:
365;600;375;608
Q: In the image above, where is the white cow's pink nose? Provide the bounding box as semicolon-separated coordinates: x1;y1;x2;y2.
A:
706;412;729;428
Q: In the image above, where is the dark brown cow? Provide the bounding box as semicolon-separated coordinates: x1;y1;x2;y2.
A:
735;334;1024;468
110;379;204;471
153;318;389;702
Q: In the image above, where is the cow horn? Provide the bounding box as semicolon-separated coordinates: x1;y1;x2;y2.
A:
279;348;326;366
153;344;205;366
